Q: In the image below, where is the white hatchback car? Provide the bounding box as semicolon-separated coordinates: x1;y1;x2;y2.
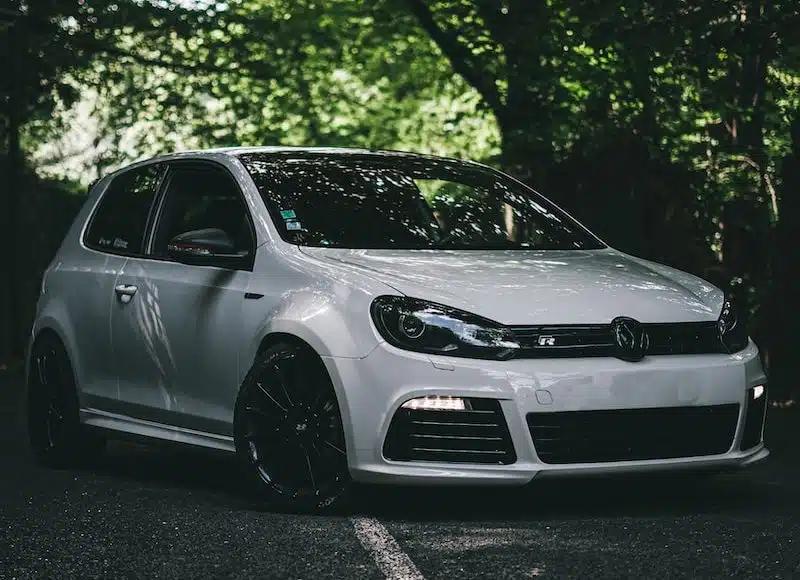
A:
27;147;768;512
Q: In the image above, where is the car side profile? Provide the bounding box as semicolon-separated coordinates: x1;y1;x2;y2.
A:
27;147;768;512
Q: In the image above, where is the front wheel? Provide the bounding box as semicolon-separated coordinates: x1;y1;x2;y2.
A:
234;342;351;513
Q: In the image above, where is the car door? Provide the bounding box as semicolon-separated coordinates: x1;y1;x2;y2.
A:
76;164;165;409
108;161;256;436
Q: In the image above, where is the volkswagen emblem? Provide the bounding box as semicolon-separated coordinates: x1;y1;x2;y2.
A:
610;316;649;362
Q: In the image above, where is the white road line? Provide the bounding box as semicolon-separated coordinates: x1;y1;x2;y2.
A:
351;517;425;580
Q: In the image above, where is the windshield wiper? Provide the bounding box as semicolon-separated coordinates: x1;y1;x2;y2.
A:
433;228;474;247
431;236;522;250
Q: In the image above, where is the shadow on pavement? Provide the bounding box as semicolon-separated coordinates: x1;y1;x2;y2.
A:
84;437;792;523
350;471;776;522
81;441;253;507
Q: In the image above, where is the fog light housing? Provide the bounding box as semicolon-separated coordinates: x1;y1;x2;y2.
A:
384;397;517;464
401;395;471;411
741;384;767;450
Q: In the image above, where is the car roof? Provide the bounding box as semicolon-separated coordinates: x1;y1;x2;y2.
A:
111;146;491;175
92;147;502;196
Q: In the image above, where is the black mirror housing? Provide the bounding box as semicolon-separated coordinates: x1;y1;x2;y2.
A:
167;228;248;268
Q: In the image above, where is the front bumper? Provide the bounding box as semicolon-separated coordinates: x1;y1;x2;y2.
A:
323;339;768;485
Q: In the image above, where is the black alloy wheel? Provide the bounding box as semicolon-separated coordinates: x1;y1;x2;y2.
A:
27;333;106;467
234;342;351;513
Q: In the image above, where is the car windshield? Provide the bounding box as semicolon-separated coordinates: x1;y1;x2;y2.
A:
239;153;605;251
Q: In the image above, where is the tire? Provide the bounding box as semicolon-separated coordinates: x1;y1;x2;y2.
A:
234;341;351;513
27;333;106;468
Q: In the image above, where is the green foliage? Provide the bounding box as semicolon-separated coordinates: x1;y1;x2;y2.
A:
21;0;499;181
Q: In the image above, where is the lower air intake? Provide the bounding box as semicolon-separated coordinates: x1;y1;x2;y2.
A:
527;404;740;464
383;398;516;465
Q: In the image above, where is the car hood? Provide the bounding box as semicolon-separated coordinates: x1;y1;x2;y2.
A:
297;247;724;325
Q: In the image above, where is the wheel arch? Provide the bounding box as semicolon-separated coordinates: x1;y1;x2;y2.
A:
27;312;81;394
254;331;316;357
241;330;359;469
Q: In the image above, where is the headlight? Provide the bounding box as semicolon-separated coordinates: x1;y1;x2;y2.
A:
717;295;749;353
370;296;520;360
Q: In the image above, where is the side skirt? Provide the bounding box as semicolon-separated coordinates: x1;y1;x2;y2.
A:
81;407;236;453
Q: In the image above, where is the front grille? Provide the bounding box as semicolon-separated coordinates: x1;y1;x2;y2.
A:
646;322;725;355
509;321;725;359
383;398;516;465
527;404;739;464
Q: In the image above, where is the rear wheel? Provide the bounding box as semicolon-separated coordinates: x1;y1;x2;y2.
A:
27;333;106;467
234;342;351;513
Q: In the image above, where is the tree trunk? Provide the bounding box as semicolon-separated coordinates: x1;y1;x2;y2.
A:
1;16;22;361
768;117;799;402
496;1;556;193
719;0;774;331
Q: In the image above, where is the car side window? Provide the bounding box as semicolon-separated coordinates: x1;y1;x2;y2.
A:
151;165;254;260
84;164;163;255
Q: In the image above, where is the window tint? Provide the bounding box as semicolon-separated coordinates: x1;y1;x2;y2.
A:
85;164;163;254
151;165;253;257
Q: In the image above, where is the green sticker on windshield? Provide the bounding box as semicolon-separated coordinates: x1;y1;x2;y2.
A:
280;209;296;220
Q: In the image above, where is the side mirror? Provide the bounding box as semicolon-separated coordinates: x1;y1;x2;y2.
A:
167;228;249;268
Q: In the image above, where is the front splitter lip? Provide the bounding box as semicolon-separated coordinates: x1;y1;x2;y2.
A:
349;445;769;486
531;445;769;479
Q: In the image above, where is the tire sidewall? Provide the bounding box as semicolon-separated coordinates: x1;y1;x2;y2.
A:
27;334;103;467
233;342;351;514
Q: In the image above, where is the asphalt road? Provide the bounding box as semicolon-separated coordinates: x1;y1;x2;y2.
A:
1;367;799;579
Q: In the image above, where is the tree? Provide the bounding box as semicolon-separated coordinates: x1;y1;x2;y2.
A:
0;0;214;358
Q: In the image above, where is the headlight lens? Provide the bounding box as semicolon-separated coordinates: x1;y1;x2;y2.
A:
717;295;749;353
370;296;520;360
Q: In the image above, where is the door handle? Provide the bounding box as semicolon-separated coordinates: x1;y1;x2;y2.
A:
114;284;138;304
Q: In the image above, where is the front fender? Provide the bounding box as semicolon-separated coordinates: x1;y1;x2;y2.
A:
240;243;401;376
242;288;383;379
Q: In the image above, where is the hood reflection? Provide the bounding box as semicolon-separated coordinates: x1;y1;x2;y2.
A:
298;247;721;325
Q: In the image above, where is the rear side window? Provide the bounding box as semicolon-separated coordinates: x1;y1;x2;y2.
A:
84;164;163;254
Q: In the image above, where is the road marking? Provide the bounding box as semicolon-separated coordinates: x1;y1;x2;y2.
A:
351;517;425;580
